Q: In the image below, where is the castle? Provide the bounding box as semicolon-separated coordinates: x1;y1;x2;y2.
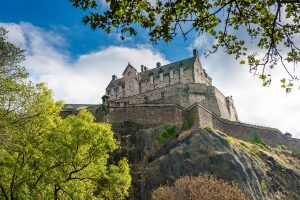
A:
103;49;238;121
63;49;300;151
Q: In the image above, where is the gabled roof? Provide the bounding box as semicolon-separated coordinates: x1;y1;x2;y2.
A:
106;78;124;91
106;56;196;90
139;57;195;82
122;63;137;75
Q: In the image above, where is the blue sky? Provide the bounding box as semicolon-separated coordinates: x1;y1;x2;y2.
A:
1;0;300;138
0;0;195;60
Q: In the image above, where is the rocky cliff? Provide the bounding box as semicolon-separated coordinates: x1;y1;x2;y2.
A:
116;123;300;200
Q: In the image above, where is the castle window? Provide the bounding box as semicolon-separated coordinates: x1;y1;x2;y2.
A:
128;81;133;91
128;71;131;76
111;88;115;94
180;67;184;76
170;70;174;79
150;76;154;84
160;73;164;82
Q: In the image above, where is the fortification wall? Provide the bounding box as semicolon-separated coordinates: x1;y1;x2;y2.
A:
108;104;186;129
185;103;300;151
222;120;300;150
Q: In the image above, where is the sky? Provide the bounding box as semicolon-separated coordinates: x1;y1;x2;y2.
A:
1;0;300;138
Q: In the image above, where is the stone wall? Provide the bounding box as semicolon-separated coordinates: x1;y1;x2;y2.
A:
222;120;300;150
62;102;300;151
108;103;186;130
184;103;300;151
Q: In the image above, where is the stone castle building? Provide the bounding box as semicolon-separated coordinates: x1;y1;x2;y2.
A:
103;49;238;121
63;49;300;151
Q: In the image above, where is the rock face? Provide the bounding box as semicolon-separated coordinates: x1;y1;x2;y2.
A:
118;123;300;200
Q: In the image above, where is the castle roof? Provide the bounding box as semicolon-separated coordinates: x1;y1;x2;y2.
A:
139;57;195;82
106;56;196;91
106;78;124;91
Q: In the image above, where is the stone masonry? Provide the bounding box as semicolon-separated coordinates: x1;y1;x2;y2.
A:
63;49;300;151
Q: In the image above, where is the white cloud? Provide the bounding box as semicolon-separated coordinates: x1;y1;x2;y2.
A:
0;22;168;104
201;50;300;138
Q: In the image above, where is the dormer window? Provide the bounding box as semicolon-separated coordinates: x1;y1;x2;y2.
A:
111;88;115;94
170;70;174;79
180;67;184;76
150;76;154;84
160;73;164;82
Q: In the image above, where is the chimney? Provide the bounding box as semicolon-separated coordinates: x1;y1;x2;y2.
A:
156;62;161;68
112;75;117;81
193;49;199;57
144;66;148;71
141;65;144;72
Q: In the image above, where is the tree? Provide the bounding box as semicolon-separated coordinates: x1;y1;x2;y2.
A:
0;28;131;200
70;0;300;91
151;175;250;200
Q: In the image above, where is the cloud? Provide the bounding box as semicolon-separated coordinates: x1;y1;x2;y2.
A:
0;22;168;104
200;50;300;138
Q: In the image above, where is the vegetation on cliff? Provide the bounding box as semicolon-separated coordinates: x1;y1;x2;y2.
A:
151;175;250;200
119;123;300;200
0;27;131;199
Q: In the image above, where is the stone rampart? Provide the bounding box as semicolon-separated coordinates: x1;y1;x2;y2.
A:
184;103;300;151
108;103;186;130
63;102;300;151
221;119;300;150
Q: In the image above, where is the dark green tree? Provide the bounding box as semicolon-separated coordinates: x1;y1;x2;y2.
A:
70;0;300;91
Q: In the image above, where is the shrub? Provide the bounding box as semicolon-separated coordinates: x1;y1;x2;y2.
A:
181;116;194;130
151;175;250;200
276;142;285;150
226;136;234;145
251;132;267;148
292;149;300;156
156;126;177;144
260;180;268;195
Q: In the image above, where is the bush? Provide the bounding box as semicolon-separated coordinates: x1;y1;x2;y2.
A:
156;126;177;144
260;179;268;195
251;132;267;148
226;136;234;145
151;175;250;200
292;149;300;156
181;116;194;130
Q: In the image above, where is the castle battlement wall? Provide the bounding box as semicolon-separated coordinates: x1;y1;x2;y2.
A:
108;103;186;130
99;101;300;151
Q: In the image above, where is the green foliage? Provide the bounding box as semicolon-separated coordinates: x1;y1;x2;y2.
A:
70;0;300;90
0;28;131;199
225;136;234;145
156;126;177;144
276;142;285;150
181;116;194;130
251;132;266;146
203;126;215;134
292;149;300;156
260;180;268;195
